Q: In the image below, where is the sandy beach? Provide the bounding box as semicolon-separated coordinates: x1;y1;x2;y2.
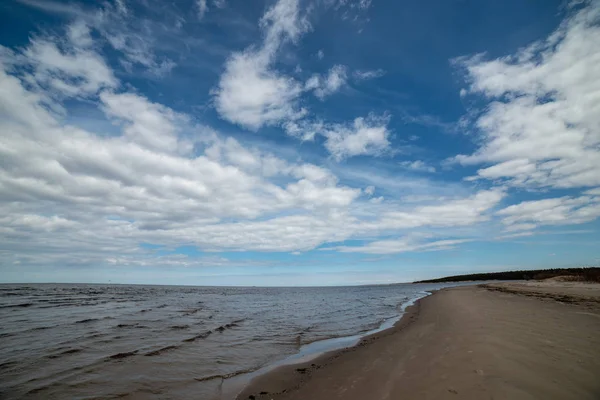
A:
237;282;600;400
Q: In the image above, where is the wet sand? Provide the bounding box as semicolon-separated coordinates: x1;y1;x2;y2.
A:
237;282;600;400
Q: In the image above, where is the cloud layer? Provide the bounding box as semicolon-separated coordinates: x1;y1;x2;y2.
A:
456;2;600;190
1;0;599;279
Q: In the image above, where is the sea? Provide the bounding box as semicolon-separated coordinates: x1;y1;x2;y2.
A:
0;282;470;399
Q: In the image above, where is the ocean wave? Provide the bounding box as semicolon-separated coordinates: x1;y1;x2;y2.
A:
116;323;138;328
182;330;212;342
194;368;255;383
144;345;179;357
75;316;113;324
0;302;34;309
47;348;83;359
107;350;138;360
169;325;189;330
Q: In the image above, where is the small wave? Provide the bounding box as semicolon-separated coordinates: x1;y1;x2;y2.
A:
215;319;244;332
47;348;83;359
76;318;98;324
61;348;82;355
182;330;212;342
75;316;113;324
144;345;179;357
30;326;51;331
0;360;18;371
0;302;34;309
107;350;138;360
116;323;138;328
0;292;22;297
170;325;189;330
182;308;202;316
194;368;254;383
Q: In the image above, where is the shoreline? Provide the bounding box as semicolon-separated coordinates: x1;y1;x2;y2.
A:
233;290;431;400
237;282;600;400
222;290;433;399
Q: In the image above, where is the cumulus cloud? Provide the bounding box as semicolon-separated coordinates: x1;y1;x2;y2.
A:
214;50;306;130
100;91;189;154
398;160;436;173
454;1;600;189
214;0;310;129
0;32;371;262
307;65;348;99
285;114;392;159
2;25;116;99
323;115;391;160
332;189;505;254
212;0;394;162
286;114;392;160
0;31;502;265
17;0;177;77
497;195;600;230
3;0;558;273
372;189;505;230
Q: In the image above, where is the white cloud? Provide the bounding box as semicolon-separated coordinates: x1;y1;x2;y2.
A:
17;0;177;77
371;189;505;230
358;0;373;9
100;91;188;154
398;160;436;173
0;41;501;261
496;231;534;240
307;65;348;99
454;2;600;189
1;0;539;273
353;69;385;80
323;114;391;160
334;236;472;255
213;0;393;162
3;26;117;99
197;0;227;20
197;0;208;19
213;0;310;129
214;50;305;130
90;2;176;76
369;196;384;204
284;114;392;159
497;195;600;230
317;49;324;59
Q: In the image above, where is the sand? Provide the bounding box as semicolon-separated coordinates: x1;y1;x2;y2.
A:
236;282;600;400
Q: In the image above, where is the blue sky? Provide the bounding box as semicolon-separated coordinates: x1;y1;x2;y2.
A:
0;0;599;286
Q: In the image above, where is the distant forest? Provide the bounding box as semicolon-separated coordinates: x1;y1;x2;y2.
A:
415;267;600;283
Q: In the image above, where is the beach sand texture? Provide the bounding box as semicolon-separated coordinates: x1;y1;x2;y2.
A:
237;282;600;400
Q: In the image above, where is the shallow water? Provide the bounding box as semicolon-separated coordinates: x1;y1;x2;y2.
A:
0;282;467;399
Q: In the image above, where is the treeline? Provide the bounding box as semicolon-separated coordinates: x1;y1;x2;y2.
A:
415;267;600;283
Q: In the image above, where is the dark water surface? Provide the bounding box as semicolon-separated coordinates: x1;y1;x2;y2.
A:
0;282;467;399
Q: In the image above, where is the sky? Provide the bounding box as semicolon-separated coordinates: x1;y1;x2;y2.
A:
0;0;599;286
